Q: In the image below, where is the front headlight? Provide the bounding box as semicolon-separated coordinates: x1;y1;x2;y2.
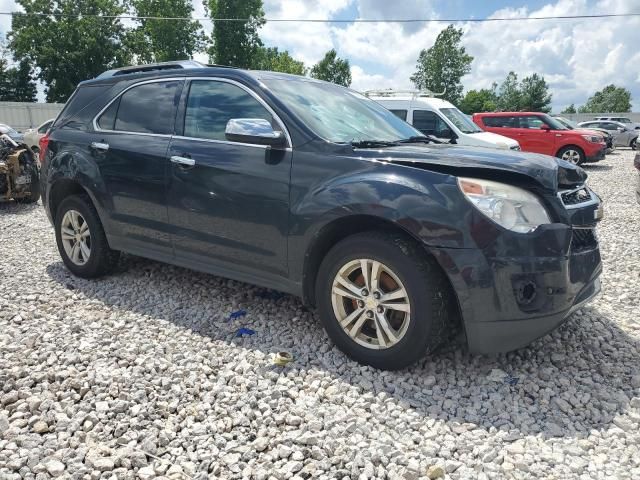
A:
581;134;602;143
458;177;551;233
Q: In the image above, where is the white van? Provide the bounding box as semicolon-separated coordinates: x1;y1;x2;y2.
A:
365;90;521;151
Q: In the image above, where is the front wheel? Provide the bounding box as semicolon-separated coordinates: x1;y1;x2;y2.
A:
631;138;637;150
316;232;455;370
557;146;585;165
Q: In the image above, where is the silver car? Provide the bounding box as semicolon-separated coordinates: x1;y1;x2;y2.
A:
24;119;54;154
579;120;638;150
594;116;640;130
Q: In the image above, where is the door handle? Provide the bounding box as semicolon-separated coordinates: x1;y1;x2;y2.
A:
91;142;109;151
555;134;562;137
170;155;196;167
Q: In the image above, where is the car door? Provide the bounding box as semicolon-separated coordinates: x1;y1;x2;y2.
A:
596;122;624;146
480;115;521;143
166;78;292;278
91;79;183;256
513;115;555;155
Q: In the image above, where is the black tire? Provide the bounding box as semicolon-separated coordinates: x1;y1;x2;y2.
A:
315;231;455;370
55;194;120;278
557;145;585;165
631;138;637;150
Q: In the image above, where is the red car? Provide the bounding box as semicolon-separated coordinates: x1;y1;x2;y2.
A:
473;112;606;165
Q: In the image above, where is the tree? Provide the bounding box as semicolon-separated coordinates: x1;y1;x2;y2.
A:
9;0;129;102
496;71;521;111
410;25;473;104
561;104;577;114
0;59;37;102
127;0;204;63
519;73;552;112
310;49;352;87
206;0;265;68
459;88;497;114
253;47;306;75
578;84;632;113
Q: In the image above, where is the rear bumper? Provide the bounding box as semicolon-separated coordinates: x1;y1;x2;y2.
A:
431;224;602;354
585;145;606;162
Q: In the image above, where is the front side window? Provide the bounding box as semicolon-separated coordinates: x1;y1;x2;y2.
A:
99;81;181;134
520;116;545;129
183;81;273;141
412;110;450;136
261;78;420;143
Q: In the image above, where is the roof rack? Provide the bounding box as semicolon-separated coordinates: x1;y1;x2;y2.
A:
96;60;207;79
363;88;445;98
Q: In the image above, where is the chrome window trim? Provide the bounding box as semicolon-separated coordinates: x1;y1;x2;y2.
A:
92;76;292;149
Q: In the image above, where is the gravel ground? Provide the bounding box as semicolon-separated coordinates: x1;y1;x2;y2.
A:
1;149;639;480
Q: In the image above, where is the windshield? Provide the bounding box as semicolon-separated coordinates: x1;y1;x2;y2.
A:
554;116;579;129
440;107;482;133
262;78;422;143
541;114;568;130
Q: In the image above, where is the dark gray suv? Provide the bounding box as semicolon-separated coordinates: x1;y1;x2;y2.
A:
40;61;603;370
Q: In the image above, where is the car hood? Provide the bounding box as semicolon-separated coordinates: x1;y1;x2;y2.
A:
352;144;587;191
466;131;519;148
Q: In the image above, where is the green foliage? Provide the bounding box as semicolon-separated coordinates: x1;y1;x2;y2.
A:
495;71;552;112
9;0;130;103
127;0;204;63
519;73;552;112
561;104;577;114
0;50;37;102
310;49;351;87
253;47;306;75
206;0;265;68
578;84;632;113
459;88;497;114
410;25;473;104
496;72;521;111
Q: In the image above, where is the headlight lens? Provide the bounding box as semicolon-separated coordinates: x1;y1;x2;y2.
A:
458;177;551;233
581;134;602;143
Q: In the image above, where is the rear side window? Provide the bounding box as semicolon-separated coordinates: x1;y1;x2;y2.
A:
482;116;516;128
183;80;273;141
97;81;181;134
389;109;407;121
54;84;113;128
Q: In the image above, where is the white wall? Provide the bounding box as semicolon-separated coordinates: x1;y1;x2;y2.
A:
0;102;65;131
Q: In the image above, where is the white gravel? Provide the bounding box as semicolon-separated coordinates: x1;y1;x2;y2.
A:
1;149;639;480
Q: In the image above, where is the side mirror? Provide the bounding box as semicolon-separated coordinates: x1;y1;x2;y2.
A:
540;124;551;131
617;127;625;132
225;118;286;147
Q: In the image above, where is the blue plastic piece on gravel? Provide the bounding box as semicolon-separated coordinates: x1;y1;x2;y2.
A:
234;327;256;337
226;309;247;322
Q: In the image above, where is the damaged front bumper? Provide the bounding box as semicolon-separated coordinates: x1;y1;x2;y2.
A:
0;137;39;202
431;187;603;354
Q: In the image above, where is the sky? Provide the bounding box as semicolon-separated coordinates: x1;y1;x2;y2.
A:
1;0;639;111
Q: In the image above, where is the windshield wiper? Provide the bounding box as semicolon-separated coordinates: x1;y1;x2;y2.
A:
396;135;443;144
350;140;399;148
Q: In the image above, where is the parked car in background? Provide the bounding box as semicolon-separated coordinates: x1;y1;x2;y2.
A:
594;116;640;130
40;61;603;370
473;112;606;165
553;115;614;153
0;123;24;143
24;119;54;154
366;90;521;151
579;120;638;150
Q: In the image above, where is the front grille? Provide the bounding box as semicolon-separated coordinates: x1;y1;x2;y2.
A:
561;187;592;206
571;228;597;252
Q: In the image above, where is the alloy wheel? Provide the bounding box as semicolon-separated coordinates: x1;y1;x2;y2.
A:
561;149;581;164
331;259;411;350
60;210;91;266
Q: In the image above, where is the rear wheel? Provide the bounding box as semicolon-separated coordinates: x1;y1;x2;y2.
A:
557;146;585;165
55;195;119;278
631;138;637;150
316;231;454;370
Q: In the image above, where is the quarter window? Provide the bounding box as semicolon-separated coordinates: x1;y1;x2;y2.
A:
183;80;273;141
99;81;182;134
